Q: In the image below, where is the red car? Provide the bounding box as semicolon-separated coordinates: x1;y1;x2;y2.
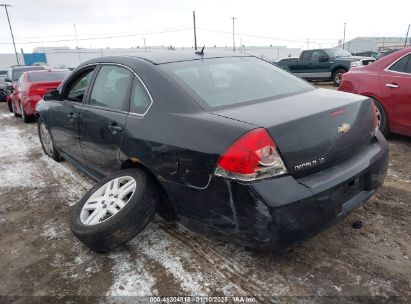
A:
339;47;411;137
12;69;70;122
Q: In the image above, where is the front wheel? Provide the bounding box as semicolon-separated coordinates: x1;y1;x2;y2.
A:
38;116;61;161
70;169;158;253
332;69;347;87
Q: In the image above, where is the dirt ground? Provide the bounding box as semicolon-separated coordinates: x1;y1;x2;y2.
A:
0;91;410;303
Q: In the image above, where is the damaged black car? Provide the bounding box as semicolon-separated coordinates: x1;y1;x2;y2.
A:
35;51;388;252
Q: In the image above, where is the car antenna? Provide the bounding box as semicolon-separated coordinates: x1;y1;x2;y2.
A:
195;45;205;56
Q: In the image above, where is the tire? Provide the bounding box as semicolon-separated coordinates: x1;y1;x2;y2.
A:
11;101;21;117
332;68;347;87
37;116;61;161
20;103;33;123
70;169;158;253
7;100;13;113
372;98;389;137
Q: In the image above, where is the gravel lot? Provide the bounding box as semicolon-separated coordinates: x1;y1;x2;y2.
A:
0;91;410;303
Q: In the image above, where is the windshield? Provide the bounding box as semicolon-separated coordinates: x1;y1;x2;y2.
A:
160;57;314;109
325;48;352;58
28;71;70;82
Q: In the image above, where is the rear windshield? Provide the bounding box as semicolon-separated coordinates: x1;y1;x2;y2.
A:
11;66;46;81
28;71;70;82
160;57;314;109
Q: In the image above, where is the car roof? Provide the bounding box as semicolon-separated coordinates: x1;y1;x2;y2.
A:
11;65;47;71
84;50;252;65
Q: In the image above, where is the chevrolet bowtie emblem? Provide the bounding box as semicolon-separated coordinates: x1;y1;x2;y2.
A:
338;123;351;134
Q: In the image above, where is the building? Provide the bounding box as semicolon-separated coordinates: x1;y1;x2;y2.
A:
0;45;301;70
344;37;409;53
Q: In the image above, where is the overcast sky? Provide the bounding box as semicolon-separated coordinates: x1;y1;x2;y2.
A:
0;0;409;53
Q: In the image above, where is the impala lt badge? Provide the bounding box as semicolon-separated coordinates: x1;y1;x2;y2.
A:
338;123;351;134
294;157;325;171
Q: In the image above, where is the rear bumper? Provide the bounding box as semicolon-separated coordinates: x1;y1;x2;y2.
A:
22;97;41;115
162;131;389;248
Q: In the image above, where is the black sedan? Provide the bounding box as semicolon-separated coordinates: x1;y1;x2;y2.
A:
35;51;388;252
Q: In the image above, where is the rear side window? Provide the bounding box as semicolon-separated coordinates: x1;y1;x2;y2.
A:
161;57;313;109
130;77;151;115
28;71;70;82
389;54;410;73
89;65;132;111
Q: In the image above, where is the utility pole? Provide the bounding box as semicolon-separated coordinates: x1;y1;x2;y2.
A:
143;38;147;52
193;11;197;50
343;22;347;50
73;24;82;64
405;24;410;48
231;17;236;52
0;4;19;65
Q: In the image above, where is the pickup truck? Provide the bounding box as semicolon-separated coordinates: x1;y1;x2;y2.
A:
276;48;375;86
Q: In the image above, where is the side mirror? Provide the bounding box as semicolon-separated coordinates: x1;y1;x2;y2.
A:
319;55;329;62
4;77;11;83
44;89;61;101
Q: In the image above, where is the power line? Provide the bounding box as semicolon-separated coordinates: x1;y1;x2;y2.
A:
0;28;192;45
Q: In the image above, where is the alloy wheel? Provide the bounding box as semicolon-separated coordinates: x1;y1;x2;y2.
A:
375;104;381;127
39;122;54;156
80;176;137;226
335;73;342;85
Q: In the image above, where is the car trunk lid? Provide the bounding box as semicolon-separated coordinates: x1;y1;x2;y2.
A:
211;89;376;177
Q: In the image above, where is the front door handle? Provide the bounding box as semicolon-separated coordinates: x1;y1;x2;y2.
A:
386;83;399;88
107;124;123;134
67;113;79;121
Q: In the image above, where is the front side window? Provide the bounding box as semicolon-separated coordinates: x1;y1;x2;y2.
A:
89;65;132;111
65;68;95;102
389;54;411;73
161;57;314;109
130;77;151;115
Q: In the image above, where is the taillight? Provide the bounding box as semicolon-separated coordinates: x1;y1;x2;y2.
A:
370;100;378;130
215;128;288;181
28;86;47;97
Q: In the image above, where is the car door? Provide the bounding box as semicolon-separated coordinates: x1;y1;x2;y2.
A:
79;64;133;176
47;66;96;162
379;53;411;135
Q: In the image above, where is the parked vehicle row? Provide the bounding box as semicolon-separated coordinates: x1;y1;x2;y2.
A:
275;48;376;86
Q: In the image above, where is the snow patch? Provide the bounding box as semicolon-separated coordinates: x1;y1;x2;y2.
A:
107;251;157;296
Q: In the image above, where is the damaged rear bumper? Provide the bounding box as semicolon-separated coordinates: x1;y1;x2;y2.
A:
161;131;389;248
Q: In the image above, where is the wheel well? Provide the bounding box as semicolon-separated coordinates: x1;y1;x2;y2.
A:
365;95;390;130
121;159;177;221
332;66;348;74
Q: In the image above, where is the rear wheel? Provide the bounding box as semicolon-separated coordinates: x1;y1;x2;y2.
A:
7;100;13;113
332;68;347;86
372;98;389;137
38;116;61;161
70;169;158;253
11;101;21;117
20;103;33;123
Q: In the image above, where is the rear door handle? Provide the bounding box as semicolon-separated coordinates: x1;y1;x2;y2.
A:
386;83;399;88
107;124;123;134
